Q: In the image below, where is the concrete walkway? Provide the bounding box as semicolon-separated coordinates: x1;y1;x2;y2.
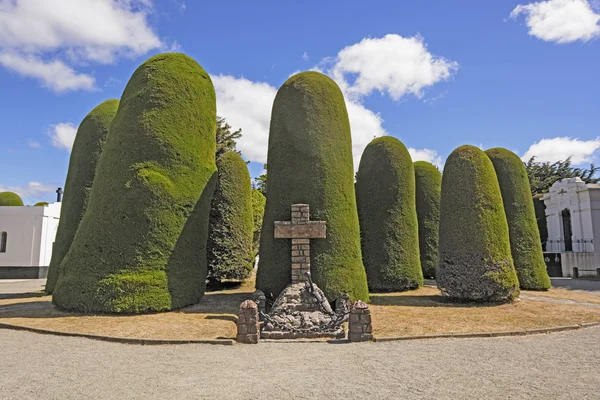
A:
1;326;599;399
550;278;600;293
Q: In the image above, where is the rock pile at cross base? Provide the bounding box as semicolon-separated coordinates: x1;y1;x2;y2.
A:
261;283;346;339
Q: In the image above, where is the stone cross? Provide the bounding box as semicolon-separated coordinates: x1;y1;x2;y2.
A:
274;204;326;284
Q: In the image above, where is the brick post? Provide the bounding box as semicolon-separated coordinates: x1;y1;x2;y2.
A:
348;300;373;342
236;300;260;344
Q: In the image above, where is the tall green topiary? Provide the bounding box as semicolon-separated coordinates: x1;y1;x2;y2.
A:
45;99;119;294
355;136;423;291
52;53;217;313
34;202;49;207
256;71;369;302
533;194;548;251
251;189;266;254
414;161;442;279
486;148;551;290
438;145;519;302
207;151;254;282
0;192;24;206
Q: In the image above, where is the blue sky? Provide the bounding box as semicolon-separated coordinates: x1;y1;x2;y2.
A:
1;0;599;204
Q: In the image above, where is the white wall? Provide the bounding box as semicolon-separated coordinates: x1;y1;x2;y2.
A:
0;203;61;267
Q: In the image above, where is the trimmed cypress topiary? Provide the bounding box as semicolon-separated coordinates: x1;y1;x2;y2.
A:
438;145;519;302
251;189;266;254
486;148;551;290
533;194;548;251
356;136;423;291
256;71;369;302
207;151;254;282
45;99;119;294
34;202;49;207
53;53;217;313
414;161;442;279
0;192;24;206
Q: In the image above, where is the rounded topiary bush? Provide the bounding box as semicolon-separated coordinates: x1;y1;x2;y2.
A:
0;192;24;206
45;99;119;294
207;151;254;282
251;189;266;254
438;145;519;302
34;202;49;207
52;53;217;313
414;161;442;279
256;71;369;302
486;148;551;290
533;194;548;251
356;136;423;291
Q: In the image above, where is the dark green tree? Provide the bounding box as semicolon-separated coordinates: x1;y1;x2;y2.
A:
414;161;442;279
45;99;119;294
251;189;266;254
438;145;519;303
53;53;217;313
356;136;423;291
0;192;24;206
216;116;242;159
533;193;548;251
525;157;599;194
207;151;254;282
253;164;267;195
256;71;369;302
487;148;550;290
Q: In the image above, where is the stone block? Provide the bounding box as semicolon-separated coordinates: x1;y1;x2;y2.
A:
292;256;305;263
360;314;372;324
292;250;300;257
294;239;310;244
350;314;360;324
237;324;248;334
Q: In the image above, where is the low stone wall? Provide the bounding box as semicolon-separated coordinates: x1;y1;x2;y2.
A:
562;252;598;277
0;266;48;279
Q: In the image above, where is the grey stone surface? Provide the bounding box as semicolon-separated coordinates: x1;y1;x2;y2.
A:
1;327;600;399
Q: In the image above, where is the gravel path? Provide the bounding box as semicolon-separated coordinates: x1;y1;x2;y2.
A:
1;327;599;399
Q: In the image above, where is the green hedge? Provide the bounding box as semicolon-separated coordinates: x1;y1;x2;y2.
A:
251;189;266;254
356;136;423;291
52;53;217;313
34;202;49;207
207;151;254;281
0;192;24;206
438;145;519;302
45;99;119;294
533;194;548;252
414;161;442;279
486;148;550;290
256;71;369;302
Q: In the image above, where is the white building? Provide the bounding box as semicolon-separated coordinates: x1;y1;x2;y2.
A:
0;202;61;279
542;178;600;277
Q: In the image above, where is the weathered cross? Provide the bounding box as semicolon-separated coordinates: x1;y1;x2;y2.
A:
274;204;326;284
558;189;568;195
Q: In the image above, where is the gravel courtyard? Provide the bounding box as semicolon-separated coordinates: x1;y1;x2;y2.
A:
2;326;599;399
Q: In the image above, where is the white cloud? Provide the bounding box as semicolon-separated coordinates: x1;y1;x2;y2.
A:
213;75;277;164
521;136;600;164
0;182;57;201
0;0;161;92
408;148;444;168
510;0;600;43
302;52;309;61
0;52;96;92
48;123;78;151
323;34;458;101
27;139;41;148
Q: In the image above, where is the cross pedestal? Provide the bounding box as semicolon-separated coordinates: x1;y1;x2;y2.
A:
274;204;326;284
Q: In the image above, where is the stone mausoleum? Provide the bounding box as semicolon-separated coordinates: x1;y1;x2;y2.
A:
542;178;600;277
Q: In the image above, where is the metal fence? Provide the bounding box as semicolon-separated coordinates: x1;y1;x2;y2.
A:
542;238;593;253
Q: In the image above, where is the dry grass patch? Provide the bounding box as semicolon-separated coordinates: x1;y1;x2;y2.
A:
1;280;599;341
0;282;254;341
522;288;600;305
370;286;600;338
